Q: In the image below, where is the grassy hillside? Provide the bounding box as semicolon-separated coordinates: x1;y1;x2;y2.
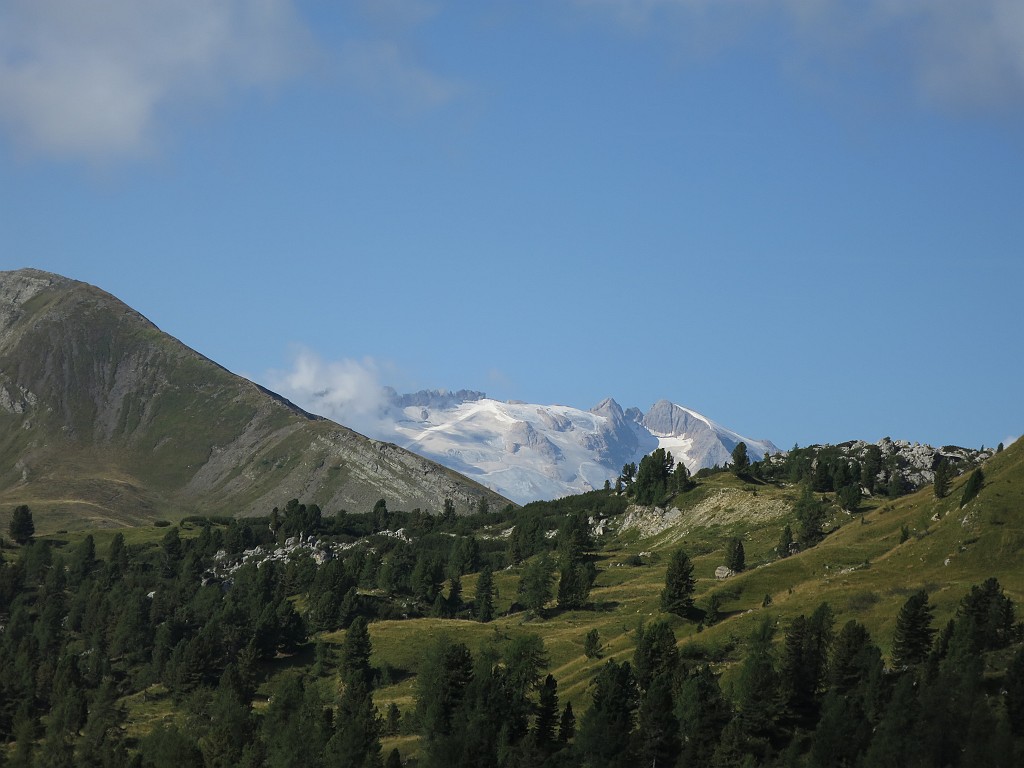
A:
2;433;1019;765
289;438;1022;758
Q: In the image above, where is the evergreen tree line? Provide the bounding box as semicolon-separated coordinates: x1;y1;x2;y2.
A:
617;448;693;506
3;494;1022;767
410;577;1024;768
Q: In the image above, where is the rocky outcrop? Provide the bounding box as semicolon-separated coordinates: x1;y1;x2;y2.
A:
761;438;992;491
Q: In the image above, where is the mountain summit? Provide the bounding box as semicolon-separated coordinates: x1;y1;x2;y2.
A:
0;269;507;528
380;390;778;504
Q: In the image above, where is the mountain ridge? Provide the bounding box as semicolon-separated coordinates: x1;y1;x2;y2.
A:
0;268;509;531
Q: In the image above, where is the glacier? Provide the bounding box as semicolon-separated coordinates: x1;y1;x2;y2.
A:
377;390;778;504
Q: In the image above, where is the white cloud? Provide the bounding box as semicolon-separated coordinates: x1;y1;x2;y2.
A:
893;0;1024;108
338;39;462;112
0;0;312;160
263;349;395;439
1003;435;1019;448
355;0;440;27
570;0;1024;110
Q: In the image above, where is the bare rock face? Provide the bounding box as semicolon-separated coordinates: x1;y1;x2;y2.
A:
0;268;509;528
641;399;778;470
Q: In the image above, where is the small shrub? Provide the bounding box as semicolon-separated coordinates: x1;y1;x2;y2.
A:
583;629;601;659
153;520;172;528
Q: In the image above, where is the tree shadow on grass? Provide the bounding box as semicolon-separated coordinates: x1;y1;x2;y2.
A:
545;601;621;618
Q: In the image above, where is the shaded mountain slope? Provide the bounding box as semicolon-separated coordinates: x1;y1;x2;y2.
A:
0;269;508;530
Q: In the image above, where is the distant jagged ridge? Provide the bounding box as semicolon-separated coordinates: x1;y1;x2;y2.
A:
385;388;487;410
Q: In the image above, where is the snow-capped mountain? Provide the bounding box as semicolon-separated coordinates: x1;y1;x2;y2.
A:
379;390;779;504
642;399;778;475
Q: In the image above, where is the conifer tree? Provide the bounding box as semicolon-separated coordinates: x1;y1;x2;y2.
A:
8;504;33;545
837;483;861;512
577;659;638;768
731;617;783;760
675;665;732;767
474;566;495;622
956;577;1016;652
518;554;555;616
777;524;793;558
341;617;374;689
660;547;695;618
633;672;680;768
779;604;833;727
794;483;826;546
416;638;474;742
861;674;919;768
674;460;692;490
725;537;745;573
559;702;576;742
143;724;205;768
1004;644;1024;737
261;676;329;768
200;668;256;767
446;575;462;616
584;628;602;659
324;679;382;768
632;620;678;691
633;448;674;505
442;497;456;521
892;590;936;668
620;462;636;486
534;674;559;748
810;691;873;768
828;620;883;697
731;441;750;474
557;559;596;610
933;457;952;499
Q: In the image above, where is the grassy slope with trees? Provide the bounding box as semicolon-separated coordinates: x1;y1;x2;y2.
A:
1;436;1022;765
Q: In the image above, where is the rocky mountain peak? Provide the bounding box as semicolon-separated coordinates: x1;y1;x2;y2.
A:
590;397;624;421
642;400;704;437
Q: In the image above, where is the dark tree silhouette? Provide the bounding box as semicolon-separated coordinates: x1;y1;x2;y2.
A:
892;590;936;668
660;547;695;618
8;505;34;545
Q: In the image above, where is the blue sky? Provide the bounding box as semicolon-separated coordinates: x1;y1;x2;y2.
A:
1;0;1021;451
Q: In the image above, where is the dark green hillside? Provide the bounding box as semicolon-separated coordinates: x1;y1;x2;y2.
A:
0;269;508;531
0;434;1020;766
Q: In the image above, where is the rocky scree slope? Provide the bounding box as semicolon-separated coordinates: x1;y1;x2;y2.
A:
0;269;507;529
